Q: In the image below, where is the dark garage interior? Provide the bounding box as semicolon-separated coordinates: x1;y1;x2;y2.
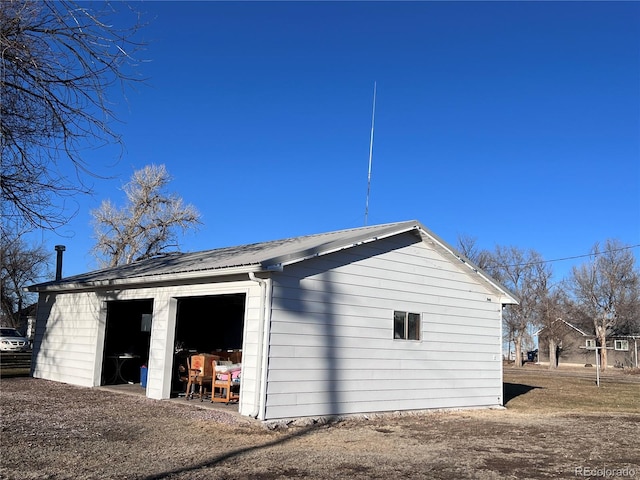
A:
101;299;154;385
171;293;246;395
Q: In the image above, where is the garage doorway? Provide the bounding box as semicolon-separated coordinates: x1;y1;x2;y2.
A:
171;293;246;396
101;299;154;386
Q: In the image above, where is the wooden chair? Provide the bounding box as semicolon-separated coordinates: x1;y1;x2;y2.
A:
211;358;240;404
185;354;217;401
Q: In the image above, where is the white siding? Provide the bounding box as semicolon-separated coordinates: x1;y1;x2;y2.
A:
264;232;504;419
32;292;103;387
32;280;263;417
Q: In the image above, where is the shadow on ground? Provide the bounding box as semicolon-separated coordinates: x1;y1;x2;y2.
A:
503;382;542;404
142;420;332;480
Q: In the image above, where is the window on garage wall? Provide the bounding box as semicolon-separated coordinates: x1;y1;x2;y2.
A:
394;310;420;340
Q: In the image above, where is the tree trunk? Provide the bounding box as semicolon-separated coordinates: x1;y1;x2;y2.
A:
514;335;523;367
597;328;608;371
548;338;557;369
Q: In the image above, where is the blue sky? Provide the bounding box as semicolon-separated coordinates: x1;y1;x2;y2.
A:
38;1;639;282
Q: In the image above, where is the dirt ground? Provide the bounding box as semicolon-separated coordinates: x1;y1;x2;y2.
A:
1;368;638;480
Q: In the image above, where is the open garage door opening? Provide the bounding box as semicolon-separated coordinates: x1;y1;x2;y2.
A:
171;293;246;397
101;299;154;386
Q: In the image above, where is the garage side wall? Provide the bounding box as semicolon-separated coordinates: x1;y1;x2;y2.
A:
32;291;103;387
265;233;504;420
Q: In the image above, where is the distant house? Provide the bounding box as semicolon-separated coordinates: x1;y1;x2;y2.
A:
1;303;37;338
536;320;639;369
27;220;518;421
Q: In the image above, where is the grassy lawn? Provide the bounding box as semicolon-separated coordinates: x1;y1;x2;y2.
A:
503;365;640;414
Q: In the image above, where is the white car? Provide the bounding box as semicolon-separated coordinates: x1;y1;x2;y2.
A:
0;328;31;352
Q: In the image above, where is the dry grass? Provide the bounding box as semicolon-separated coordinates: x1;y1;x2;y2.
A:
1;368;638;480
503;365;640;414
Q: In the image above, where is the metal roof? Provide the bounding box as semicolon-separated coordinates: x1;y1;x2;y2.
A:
27;220;519;303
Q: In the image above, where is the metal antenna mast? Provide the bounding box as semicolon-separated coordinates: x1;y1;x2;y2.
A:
364;81;377;226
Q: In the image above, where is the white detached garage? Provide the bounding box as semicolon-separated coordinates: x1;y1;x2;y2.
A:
28;220;518;421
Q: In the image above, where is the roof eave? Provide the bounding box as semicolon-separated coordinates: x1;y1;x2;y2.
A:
413;224;520;305
26;264;263;293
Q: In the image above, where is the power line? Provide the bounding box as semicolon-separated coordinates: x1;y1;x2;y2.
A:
501;243;640;269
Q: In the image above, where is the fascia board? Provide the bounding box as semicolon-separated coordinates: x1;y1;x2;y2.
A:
414;224;520;305
25;265;262;293
563;320;590;336
535;319;590;337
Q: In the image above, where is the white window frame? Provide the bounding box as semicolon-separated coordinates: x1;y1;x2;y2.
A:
393;311;421;341
585;339;596;348
614;340;629;351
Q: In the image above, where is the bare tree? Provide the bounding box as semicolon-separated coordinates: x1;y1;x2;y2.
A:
1;0;146;232
91;164;202;267
486;246;551;367
568;240;640;370
456;233;492;270
537;285;570;369
1;232;51;328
